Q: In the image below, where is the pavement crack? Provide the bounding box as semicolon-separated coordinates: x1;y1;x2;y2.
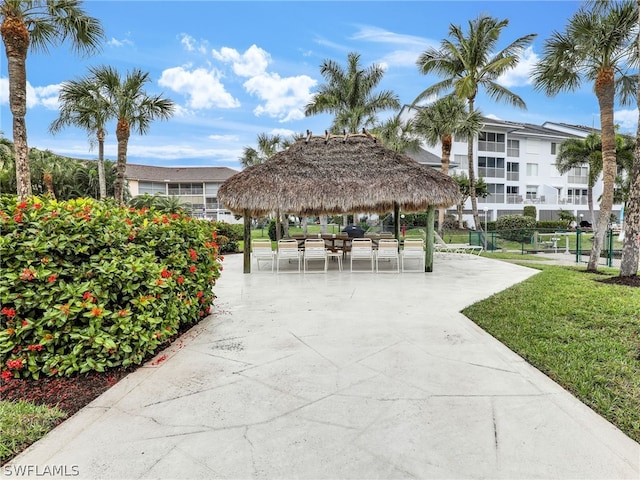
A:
289;331;339;368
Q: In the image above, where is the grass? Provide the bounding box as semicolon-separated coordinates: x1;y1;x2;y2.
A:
462;264;640;443
0;401;67;464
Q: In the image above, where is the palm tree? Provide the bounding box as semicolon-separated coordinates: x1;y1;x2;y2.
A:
88;66;175;204
238;133;285;168
414;15;536;233
305;52;400;134
50;74;112;199
0;0;104;200
556;133;603;226
532;0;637;272
412;96;482;234
372;114;420;153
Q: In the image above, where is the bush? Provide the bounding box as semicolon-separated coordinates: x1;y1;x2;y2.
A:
536;220;567;231
268;219;284;241
523;206;537;218
0;196;222;379
496;215;537;243
211;221;243;253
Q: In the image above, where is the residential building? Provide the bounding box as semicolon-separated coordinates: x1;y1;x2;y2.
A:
125;163;240;222
401;106;623;229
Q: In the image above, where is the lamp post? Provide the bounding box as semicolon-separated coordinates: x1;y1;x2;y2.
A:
483;207;488;251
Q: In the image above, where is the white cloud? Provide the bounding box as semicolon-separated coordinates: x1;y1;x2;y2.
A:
159;66;240;109
498;46;539;88
208;134;240;142
243;72;317;122
615;108;639;133
0;78;8;105
1;78;60;110
106;37;133;48
269;128;297;137
179;33;208;55
212;44;270;77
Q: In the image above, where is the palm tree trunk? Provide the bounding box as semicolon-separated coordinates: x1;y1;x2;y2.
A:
114;120;130;204
587;186;595;228
97;129;107;199
588;71;616;271
467;100;481;232
438;136;452;235
2;14;32;200
620;6;640;277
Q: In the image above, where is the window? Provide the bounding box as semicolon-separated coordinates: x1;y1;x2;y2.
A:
526;185;538;200
551;142;558;155
567;188;588;204
167;183;204;195
479;183;505;203
526;163;539;176
454;154;468;169
506;186;520;204
478;132;505;153
138;182;166;195
206;197;218;209
507;139;520;157
478;156;505;178
568;166;588;184
507;162;519;181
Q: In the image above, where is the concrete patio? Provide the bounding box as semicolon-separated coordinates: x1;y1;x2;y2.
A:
6;253;640;479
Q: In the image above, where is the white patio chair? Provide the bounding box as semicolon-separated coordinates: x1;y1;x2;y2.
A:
303;238;328;273
375;238;399;273
276;239;302;273
401;238;425;272
251;239;275;272
350;238;375;272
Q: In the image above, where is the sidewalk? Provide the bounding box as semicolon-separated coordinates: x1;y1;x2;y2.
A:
5;253;639;479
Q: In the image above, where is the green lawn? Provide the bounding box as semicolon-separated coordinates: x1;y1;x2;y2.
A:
462;264;640;443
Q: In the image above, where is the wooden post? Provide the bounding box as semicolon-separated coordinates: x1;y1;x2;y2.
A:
393;202;400;240
243;210;251;274
425;205;435;272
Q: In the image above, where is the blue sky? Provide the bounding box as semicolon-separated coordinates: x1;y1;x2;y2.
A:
1;0;635;171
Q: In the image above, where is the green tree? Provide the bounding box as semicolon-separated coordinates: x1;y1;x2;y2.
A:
87;66;175;204
372;114;419;153
412;96;482;234
304;52;400;134
414;15;535;232
239;133;287;168
0;0;104;200
49;73;112;199
532;0;637;272
451;172;489;229
556;133;603;225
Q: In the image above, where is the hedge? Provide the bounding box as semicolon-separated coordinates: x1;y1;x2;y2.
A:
0;196;222;379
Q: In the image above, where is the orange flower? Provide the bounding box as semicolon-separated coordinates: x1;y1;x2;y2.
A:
90;307;103;317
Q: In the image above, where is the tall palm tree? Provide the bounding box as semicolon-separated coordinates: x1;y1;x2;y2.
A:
556;133;603;226
89;66;175;204
532;0;637;272
412;96;482;234
414;15;536;233
0;0;104;200
304;52;400;134
49;74;112;199
372;114;420;153
238;133;285;168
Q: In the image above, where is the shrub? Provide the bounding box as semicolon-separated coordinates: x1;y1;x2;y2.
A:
0;196;221;379
211;221;243;253
536;220;568;231
268;219;284;241
523;206;537;218
496;215;537;243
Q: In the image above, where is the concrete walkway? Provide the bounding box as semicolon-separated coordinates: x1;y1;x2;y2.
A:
6;253;640;479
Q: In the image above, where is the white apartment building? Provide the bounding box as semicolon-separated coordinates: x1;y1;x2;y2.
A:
403;106;623;229
125;163;241;223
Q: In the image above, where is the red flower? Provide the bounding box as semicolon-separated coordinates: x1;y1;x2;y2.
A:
189;265;197;273
196;291;203;298
83;292;93;300
27;344;43;352
1;370;13;381
13;214;22;222
48;274;57;283
16;201;28;209
21;320;28;327
20;268;35;281
118;309;129;317
6;359;24;370
177;276;184;285
189;249;198;261
125;218;133;226
33;203;42;210
161;269;172;278
1;307;16;318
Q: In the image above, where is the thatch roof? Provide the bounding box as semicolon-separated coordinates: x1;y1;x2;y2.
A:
218;132;460;216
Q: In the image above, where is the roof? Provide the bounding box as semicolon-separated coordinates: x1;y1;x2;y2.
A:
125;163;238;183
218;132;460;216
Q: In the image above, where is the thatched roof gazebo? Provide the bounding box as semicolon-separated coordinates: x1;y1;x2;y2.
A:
218;131;460;273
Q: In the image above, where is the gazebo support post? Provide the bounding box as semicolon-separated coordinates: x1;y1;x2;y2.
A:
243;209;251;274
393;202;400;240
425;205;435;272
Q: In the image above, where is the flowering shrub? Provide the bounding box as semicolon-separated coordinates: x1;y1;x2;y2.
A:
0;196;222;379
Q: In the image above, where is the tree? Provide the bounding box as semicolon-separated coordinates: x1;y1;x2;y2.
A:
238;133;285;168
451;172;489;229
532;0;637;272
50;74;112;198
0;0;104;200
414;15;535;233
304;52;400;134
556;133;603;226
412;96;482;234
86;66;175;204
372;114;419;153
